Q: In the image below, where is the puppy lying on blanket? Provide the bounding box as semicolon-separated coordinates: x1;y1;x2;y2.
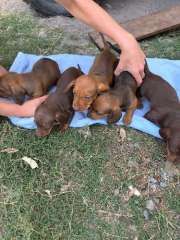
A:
140;63;180;163
35;67;83;137
68;33;117;112
88;71;139;125
0;58;61;104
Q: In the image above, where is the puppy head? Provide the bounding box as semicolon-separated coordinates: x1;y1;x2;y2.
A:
35;104;56;137
88;93;121;124
160;128;180;163
72;75;98;111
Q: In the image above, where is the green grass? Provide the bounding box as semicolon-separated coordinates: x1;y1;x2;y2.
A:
0;14;64;68
141;31;180;59
0;14;180;240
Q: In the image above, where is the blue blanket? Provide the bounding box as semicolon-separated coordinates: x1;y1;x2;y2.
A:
7;52;180;138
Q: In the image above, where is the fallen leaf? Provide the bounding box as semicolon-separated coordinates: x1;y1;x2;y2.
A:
61;182;72;193
123;186;141;202
119;128;126;141
22;156;38;169
44;190;52;198
128;185;141;197
82;197;88;206
0;148;19;153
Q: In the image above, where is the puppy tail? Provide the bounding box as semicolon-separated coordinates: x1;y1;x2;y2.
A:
88;33;102;51
99;33;109;49
77;64;82;72
77;64;84;75
144;59;151;75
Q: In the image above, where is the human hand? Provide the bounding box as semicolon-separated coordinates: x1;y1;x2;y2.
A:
114;34;146;86
20;96;48;117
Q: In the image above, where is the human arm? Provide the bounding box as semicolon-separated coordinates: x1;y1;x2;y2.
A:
0;96;47;117
56;0;145;85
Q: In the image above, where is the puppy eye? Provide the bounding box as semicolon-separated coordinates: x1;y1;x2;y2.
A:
94;109;102;115
84;96;91;99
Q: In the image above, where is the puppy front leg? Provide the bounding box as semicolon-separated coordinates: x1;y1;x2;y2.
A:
137;99;143;109
144;110;162;125
31;85;44;99
60;123;69;132
32;90;44;99
123;98;138;125
107;108;122;124
58;111;74;133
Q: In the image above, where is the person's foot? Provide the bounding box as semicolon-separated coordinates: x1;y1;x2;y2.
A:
0;66;8;77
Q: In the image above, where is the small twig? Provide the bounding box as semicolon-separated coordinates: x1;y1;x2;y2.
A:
68;195;75;240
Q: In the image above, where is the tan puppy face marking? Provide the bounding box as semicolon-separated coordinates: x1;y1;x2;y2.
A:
88;93;122;124
73;75;98;112
89;94;113;119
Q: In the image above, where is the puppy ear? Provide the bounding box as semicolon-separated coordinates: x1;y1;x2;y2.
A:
97;83;109;93
159;128;171;140
64;80;76;93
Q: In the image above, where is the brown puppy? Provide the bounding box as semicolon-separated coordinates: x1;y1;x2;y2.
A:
140;64;180;163
0;58;61;104
34;67;82;137
69;33;117;112
88;71;139;125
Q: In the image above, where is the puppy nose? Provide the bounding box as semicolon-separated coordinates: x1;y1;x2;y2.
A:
73;104;79;111
73;102;85;112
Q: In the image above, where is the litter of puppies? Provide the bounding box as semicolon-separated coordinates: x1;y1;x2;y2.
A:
0;33;179;163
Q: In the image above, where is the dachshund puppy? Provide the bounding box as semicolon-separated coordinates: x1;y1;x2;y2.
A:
0;58;61;104
34;67;82;137
88;71;139;125
140;63;180;163
68;33;117;112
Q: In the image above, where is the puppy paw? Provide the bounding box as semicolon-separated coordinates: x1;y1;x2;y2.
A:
137;100;143;109
123;115;132;125
60;123;69;132
107;112;122;124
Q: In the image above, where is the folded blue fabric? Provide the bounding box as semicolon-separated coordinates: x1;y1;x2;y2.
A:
7;52;180;138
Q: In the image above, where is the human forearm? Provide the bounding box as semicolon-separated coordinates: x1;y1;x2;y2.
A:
0;102;23;117
56;0;133;47
56;0;145;84
0;96;47;117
